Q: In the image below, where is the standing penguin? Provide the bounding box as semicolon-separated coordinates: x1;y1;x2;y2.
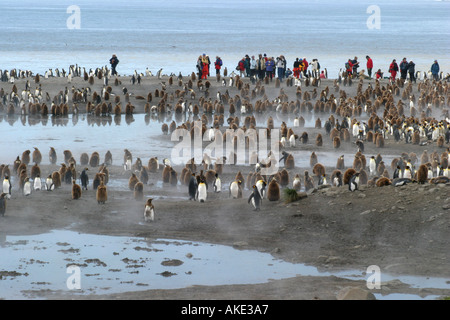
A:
369;156;376;176
188;173;198;200
96;180;107;204
196;179;207;202
255;179;267;199
45;174;55;191
2;175;12;199
72;180;82;199
80;167;89;190
49;147;57;164
0;193;7;216
213;173;221;193
248;185;262;211
229;179;243;199
348;172;360;191
292;174;301;191
144;198;155;222
34;174;42;191
267;178;280;201
23;177;32;196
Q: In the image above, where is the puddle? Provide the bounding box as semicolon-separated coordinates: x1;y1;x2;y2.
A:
0;230;448;300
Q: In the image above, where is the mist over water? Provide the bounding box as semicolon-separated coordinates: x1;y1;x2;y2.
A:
0;0;448;78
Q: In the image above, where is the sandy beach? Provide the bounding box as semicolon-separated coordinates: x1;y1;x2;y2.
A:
0;70;449;300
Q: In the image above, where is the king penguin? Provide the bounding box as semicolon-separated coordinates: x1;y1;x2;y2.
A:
33;174;42;191
2;175;12;199
248;185;262;211
213;173;221;193
349;172;360;191
196;179;207;202
23;177;32;196
80;167;89;190
188;173;198;200
144;198;155;222
255;179;267;199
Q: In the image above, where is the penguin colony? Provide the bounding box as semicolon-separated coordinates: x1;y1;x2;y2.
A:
0;65;449;220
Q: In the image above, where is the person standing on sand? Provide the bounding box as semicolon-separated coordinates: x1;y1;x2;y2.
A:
351;56;359;77
389;59;399;81
276;56;285;82
293;58;300;79
302;57;309;77
214;56;222;76
265;57;275;81
366;56;373;79
431;60;440;80
244;55;251;77
250;55;257;78
257;54;266;80
408;60;416;83
399;57;409;80
196;55;203;79
345;59;353;77
237;58;246;77
109;54;119;76
376;69;382;80
201;54;210;77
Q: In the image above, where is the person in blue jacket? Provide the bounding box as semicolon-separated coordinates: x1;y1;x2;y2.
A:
431;60;440;80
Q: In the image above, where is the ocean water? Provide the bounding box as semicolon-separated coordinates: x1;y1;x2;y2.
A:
0;0;448;79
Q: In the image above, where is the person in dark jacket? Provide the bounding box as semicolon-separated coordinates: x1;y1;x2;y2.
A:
109;54;119;76
399;57;409;80
431;60;440;80
408;60;416;83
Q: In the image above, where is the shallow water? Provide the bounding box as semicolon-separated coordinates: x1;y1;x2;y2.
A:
0;230;448;300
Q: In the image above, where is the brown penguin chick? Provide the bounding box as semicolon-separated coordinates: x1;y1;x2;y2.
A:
376;177;391;187
51;171;61;188
104;150;113;165
162;165;171;183
300;132;308;144
16;163;27;177
437;136;445;148
310;152;318;168
353;156;363;171
420;150;429;165
96;181;107;204
99;165;109;185
417;164;428;184
205;170;217;186
1;165;10;180
134;181;144;201
358;169;368;185
30;163;41;180
343;168;356;185
376;134;385;148
161;123;169;135
32;147;42;165
49;147;57;164
128;173;139;190
21;150;31;165
284;153;295;170
13;156;21;173
72;180;82;200
279;169;289;187
267;178;280;201
169;167;178;186
183;168;193;186
80;153;89;166
336;155;345;170
93;172;105;190
18;169;28;190
333;136;341;149
59;163;67;178
63;150;73;164
315;133;323;147
235;171;244;184
246;172;254;190
377;161;386;176
313;163;326;178
412;130;420;145
148;157;159;173
123;149;132;164
89;152;100;167
303;171;315;191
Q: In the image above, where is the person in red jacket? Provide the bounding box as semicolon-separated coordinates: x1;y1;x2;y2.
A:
366;55;373;78
302;57;308;77
376;69;382;80
201;62;209;79
346;59;353;77
389;59;398;81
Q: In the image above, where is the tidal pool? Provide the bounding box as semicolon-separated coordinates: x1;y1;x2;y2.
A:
0;229;448;300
